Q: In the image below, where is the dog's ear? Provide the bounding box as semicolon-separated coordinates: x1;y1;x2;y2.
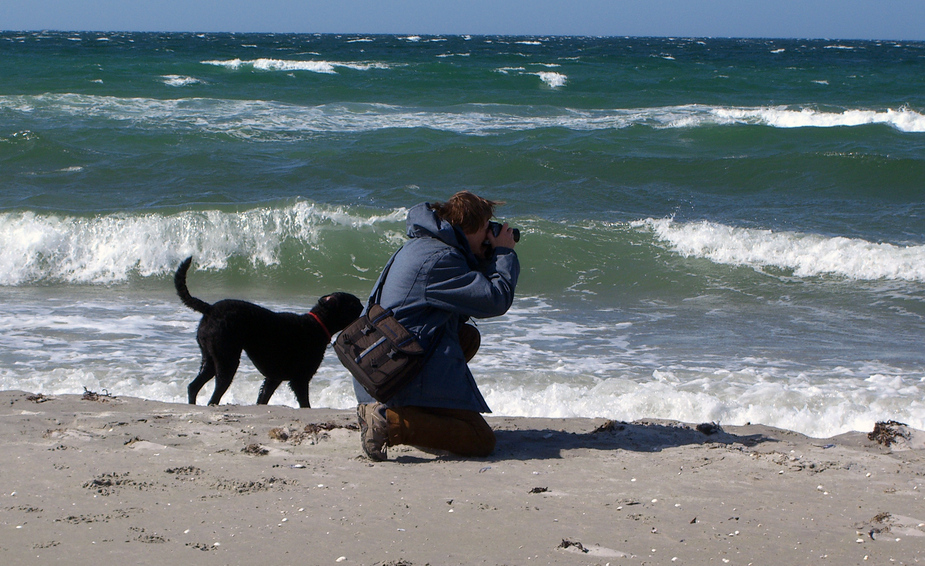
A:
314;294;340;312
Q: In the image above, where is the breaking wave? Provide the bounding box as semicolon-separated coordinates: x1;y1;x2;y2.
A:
4;95;922;138
637;218;925;282
0;202;406;285
202;58;390;74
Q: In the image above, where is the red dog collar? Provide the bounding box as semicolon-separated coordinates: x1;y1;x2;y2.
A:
309;311;331;341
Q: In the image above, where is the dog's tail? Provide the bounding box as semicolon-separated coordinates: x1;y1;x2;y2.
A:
174;256;212;315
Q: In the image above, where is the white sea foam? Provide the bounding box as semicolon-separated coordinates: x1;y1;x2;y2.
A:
481;366;925;439
202;58;389;74
636;218;925;282
534;72;567;88
711;105;925;132
161;75;203;87
461;301;924;437
495;66;566;88
4;94;924;137
0;203;406;285
1;294;920;438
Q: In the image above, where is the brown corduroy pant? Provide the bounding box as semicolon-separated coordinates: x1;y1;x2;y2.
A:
385;323;495;457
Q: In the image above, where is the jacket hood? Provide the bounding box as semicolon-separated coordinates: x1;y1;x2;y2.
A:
406;202;476;258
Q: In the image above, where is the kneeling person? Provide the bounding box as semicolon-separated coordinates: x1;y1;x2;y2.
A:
355;191;519;460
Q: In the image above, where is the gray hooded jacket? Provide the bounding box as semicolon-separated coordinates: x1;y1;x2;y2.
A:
353;202;520;412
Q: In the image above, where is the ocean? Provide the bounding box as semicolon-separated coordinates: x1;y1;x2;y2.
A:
2;32;923;438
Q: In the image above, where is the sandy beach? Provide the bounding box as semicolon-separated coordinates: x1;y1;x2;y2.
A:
1;389;923;565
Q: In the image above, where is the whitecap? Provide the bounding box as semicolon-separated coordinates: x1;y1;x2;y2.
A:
534;72;567;88
0;203;407;285
8;94;922;137
635;218;925;283
201;58;389;74
712;105;925;132
161;75;203;87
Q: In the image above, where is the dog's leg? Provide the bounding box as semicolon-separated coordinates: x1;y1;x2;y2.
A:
290;378;311;409
207;356;240;406
188;358;216;405
256;378;282;405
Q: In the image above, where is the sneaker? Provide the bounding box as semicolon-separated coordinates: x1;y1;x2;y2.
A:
357;403;388;461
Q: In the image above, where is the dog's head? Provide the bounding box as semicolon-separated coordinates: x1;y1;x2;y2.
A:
311;292;363;333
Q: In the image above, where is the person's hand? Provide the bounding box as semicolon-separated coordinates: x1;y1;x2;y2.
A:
486;222;517;250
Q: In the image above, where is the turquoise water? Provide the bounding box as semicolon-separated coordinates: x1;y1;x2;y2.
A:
2;32;924;436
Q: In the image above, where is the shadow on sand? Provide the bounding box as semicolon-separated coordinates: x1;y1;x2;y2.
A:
487;419;774;462
391;418;777;463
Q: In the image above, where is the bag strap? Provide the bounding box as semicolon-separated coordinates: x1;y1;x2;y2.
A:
370;245;403;306
370;244;446;358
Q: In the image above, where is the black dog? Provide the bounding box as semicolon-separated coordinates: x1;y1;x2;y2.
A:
174;257;362;408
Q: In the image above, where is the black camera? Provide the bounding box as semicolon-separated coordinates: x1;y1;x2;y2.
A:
489;221;520;242
488;222;520;242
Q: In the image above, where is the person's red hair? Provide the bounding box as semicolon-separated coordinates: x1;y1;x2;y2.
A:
430;191;503;234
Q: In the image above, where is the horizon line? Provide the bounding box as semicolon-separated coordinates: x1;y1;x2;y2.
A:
3;29;923;43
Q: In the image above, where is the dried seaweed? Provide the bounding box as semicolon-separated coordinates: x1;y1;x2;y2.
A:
868;421;909;446
558;539;589;553
82;387;115;402
242;444;269;456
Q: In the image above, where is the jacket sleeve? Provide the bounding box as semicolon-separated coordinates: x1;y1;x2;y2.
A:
423;247;519;319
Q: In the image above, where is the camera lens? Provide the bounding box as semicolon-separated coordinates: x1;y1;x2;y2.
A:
489;221;521;242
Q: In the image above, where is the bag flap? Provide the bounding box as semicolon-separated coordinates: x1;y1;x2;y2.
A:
367;304;425;355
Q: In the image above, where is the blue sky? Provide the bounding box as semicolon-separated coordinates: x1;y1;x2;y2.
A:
2;0;923;40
